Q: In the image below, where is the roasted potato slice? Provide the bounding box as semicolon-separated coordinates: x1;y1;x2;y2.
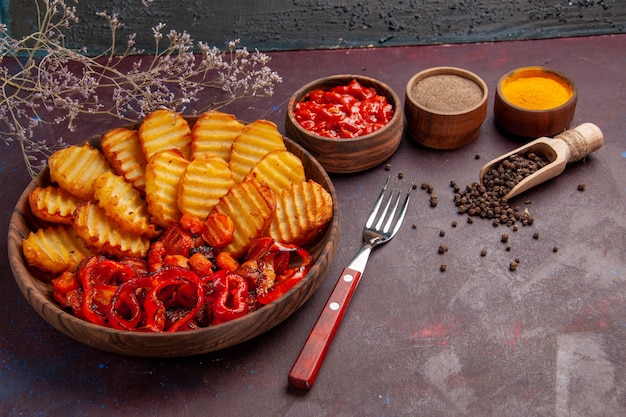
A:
48;143;111;201
73;201;151;258
269;180;333;247
22;225;91;275
229;119;286;183
211;178;276;258
191;111;245;162
243;150;306;195
138;109;192;161
177;155;235;220
29;185;84;225
144;149;189;228
93;171;161;238
100;127;148;193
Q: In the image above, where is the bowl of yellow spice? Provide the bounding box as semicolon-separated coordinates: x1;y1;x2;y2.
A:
404;66;489;149
494;66;577;139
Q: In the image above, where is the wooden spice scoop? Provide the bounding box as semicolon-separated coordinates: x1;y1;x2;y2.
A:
479;123;603;200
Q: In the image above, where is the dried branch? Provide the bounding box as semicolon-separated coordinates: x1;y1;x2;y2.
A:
0;0;282;177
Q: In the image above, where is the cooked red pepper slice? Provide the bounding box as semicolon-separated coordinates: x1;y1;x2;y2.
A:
107;276;154;331
212;272;249;324
143;266;204;332
52;271;80;306
76;256;138;326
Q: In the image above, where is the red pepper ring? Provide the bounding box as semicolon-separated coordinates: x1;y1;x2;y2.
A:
107;276;154;331
143;266;204;332
77;256;140;326
212;272;249;324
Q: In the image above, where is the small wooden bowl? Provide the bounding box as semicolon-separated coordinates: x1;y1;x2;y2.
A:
494;66;577;139
285;75;403;174
404;67;488;150
8;117;339;358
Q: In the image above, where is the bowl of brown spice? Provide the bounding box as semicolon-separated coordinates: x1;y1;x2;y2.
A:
494;66;577;139
404;66;488;150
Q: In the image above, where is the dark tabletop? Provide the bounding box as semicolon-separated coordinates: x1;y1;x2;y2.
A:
2;35;625;417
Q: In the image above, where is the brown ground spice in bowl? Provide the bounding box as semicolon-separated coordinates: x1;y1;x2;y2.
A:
411;74;484;113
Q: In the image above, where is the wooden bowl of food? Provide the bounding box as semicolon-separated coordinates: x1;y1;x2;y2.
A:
494;66;577;139
285;74;403;174
7;115;339;358
404;66;488;149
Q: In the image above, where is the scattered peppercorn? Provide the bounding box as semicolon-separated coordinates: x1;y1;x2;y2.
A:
480;248;487;257
438;245;448;254
553;246;559;252
397;172;404;179
501;233;509;243
505;245;512;252
515;257;521;264
577;183;586;191
451;221;457;228
440;264;447;272
385;164;391;171
533;232;539;240
509;261;518;271
412;223;417;229
430;194;438;207
439;230;445;237
475;154;480;159
467;217;473;224
453;152;547;227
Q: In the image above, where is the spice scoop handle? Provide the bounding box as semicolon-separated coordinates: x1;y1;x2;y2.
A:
479;123;604;200
554;122;603;163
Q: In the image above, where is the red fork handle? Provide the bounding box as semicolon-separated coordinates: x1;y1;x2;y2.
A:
288;267;363;390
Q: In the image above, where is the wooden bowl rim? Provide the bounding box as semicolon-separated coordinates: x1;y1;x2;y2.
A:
286;74;403;143
8;116;339;357
405;66;489;116
495;65;578;113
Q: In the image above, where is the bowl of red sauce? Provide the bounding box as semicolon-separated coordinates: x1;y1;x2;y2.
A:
285;75;403;174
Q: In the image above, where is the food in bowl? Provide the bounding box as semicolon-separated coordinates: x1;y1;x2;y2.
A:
20;110;334;333
285;75;403;174
404;67;488;150
292;79;394;139
493;66;577;139
498;67;574;110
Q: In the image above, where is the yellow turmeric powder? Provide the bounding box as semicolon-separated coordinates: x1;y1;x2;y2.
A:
501;71;572;110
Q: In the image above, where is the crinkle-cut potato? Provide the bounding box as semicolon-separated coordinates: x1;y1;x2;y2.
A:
73;201;151;259
100;127;147;194
139;109;192;161
22;225;91;275
48;143;111;201
229;119;287;183
243;150;306;195
177;155;235;220
29;185;84;225
145;149;189;228
191;111;245;162
211;178;277;258
93;171;161;238
269;179;333;247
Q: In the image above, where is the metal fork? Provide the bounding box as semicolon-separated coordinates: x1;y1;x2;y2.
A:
288;175;413;390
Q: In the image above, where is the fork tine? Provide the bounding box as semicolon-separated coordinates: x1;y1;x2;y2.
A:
374;177;399;230
365;175;391;229
389;182;413;237
381;178;404;232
